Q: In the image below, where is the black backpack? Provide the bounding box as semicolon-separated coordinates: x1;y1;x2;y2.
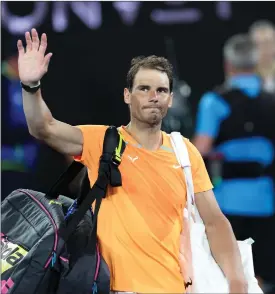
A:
1;126;126;294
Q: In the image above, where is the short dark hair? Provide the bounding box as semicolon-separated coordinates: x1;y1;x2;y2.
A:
223;34;258;70
249;20;275;35
126;55;173;92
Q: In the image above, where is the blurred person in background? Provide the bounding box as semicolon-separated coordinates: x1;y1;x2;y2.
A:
249;20;275;95
193;34;275;292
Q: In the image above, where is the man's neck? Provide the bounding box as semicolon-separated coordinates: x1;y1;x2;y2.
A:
126;120;163;151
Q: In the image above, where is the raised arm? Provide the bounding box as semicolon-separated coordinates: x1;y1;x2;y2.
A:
18;28;83;156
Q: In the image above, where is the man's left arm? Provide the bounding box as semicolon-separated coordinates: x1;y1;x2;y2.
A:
185;138;247;293
195;189;248;293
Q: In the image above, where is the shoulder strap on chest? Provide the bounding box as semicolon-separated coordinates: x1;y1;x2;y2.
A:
170;132;203;223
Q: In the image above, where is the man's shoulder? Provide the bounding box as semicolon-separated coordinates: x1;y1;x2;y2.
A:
75;125;109;145
198;90;231;124
181;136;198;154
199;91;226;107
75;124;109;132
166;131;201;159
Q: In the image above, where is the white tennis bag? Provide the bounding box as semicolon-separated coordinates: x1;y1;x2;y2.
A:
170;132;263;294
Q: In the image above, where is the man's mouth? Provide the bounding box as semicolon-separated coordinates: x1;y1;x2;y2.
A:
144;106;161;110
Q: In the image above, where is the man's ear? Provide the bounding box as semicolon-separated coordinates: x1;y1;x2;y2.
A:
124;88;131;105
168;92;173;108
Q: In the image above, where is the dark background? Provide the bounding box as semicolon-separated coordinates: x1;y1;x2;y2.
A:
2;1;275;196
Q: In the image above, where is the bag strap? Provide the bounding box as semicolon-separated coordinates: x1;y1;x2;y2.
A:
59;126;126;246
170;132;202;223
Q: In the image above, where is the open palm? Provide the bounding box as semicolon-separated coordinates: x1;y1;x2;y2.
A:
17;28;52;86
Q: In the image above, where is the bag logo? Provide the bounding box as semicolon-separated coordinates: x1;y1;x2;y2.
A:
49;200;62;206
1;234;28;274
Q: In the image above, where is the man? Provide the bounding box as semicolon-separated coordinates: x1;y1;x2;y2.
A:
18;28;247;293
193;34;275;291
249;20;275;95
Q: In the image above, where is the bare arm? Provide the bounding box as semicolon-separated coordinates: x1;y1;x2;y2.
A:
23;89;83;156
195;189;248;292
192;135;213;156
18;29;83;156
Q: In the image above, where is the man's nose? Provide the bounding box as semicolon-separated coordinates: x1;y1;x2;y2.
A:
148;90;158;101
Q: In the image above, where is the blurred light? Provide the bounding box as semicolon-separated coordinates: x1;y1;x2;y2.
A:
179;83;191;97
165;1;185;6
8;80;27;127
216;2;232;20
70;2;102;30
52;2;68;32
151;8;202;24
113;2;141;25
1;2;48;34
1;144;38;171
2;2;233;34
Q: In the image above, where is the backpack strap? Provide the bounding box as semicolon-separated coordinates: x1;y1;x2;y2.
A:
47;126;126;251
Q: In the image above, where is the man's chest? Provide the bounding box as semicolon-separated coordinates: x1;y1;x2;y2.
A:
117;145;186;206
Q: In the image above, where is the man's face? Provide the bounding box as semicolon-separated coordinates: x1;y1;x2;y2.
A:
251;28;275;65
124;68;173;126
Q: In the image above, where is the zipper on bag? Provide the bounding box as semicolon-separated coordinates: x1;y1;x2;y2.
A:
17;189;59;268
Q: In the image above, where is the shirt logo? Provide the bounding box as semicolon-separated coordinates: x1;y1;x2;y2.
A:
128;155;138;162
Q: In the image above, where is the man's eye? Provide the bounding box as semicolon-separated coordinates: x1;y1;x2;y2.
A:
141;87;149;91
158;88;168;93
